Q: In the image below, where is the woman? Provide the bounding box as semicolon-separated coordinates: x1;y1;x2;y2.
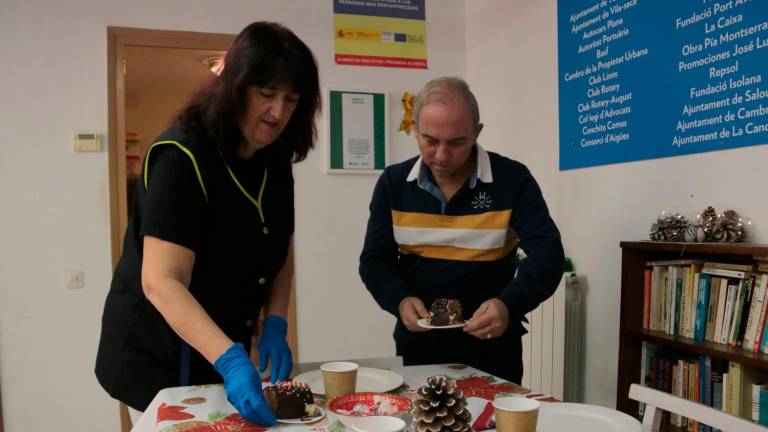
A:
95;21;320;426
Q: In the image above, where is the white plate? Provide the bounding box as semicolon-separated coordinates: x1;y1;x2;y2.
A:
537;402;641;432
293;367;404;394
416;318;469;329
276;407;326;424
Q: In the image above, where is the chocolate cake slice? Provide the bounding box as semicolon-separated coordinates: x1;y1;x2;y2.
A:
428;299;463;326
264;381;315;419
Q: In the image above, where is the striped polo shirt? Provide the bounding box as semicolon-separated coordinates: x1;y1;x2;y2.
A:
395;145;518;263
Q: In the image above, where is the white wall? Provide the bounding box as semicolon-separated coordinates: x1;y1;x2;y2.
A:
466;0;768;410
0;1;464;430
294;3;466;364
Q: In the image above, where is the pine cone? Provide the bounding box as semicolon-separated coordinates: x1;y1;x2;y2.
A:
649;213;689;242
699;206;718;241
716;209;746;243
411;376;471;432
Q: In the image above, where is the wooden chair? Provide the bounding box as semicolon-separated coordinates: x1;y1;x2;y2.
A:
629;383;768;432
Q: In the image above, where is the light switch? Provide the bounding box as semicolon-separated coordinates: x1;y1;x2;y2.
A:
65;270;84;289
73;132;101;152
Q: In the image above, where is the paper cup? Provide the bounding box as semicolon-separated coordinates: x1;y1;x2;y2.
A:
321;361;358;404
351;416;406;432
493;396;540;432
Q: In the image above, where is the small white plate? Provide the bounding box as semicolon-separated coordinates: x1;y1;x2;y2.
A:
293;367;404;394
416;318;469;329
537;402;641;432
276;407;326;424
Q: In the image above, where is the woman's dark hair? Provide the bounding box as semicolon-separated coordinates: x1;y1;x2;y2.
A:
178;21;320;162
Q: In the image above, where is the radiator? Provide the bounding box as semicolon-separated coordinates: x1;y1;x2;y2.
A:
521;272;585;402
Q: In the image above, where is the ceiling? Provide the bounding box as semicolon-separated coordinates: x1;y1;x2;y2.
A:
124;45;225;95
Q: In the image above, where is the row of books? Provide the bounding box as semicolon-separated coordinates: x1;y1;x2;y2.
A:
640;342;768;431
643;260;768;352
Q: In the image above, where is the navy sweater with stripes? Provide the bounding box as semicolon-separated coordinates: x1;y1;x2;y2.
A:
360;148;564;342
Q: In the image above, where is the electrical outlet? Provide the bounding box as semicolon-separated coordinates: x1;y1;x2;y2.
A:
65;270;84;289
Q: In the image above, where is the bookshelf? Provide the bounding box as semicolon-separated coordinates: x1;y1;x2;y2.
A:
617;241;768;418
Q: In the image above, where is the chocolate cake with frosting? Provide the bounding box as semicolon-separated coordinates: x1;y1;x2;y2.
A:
264;381;316;419
428;299;464;326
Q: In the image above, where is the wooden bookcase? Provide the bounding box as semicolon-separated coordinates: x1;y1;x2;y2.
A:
617;241;768;417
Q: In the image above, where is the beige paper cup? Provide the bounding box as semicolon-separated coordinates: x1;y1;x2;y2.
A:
493;396;540;432
352;416;406;432
321;361;358;404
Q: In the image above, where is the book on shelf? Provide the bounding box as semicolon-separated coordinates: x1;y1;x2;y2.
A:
711;358;728;415
720;281;739;344
672;360;682;426
744;275;766;351
685;266;696;338
729;279;752;347
688;359;700;431
728;361;742;416
666;266;677;335
701;355;711;413
643;268;652;329
639;341;656;416
680;268;691;336
704;278;720;343
760;385;768;426
754;274;768;352
702;266;752;280
713;278;729;344
704;262;756;272
694;274;711;341
701;356;712;432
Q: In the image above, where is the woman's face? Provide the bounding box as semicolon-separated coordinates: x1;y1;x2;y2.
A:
238;84;300;152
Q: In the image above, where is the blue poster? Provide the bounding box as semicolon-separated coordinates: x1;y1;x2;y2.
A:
558;0;768;170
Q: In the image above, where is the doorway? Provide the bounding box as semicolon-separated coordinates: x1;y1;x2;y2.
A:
106;26;299;431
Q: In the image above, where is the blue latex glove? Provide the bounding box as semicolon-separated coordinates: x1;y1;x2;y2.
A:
214;343;276;426
257;315;293;383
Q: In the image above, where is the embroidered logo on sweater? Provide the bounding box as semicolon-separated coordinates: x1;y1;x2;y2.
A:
471;192;492;209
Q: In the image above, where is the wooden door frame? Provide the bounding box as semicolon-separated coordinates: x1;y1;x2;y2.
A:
107;26;235;265
106;26;299;430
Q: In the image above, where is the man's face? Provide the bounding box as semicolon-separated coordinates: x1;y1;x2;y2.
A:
415;98;482;181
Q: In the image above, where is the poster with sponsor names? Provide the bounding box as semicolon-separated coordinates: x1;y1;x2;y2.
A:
558;0;768;170
334;0;427;69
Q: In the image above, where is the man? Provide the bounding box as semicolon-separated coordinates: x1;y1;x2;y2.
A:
359;76;564;383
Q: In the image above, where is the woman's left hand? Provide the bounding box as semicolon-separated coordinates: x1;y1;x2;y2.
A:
257;315;293;382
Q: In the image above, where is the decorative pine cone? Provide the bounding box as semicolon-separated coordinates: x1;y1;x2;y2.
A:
411;376;471;432
649;213;689;242
714;209;746;243
699;206;718;241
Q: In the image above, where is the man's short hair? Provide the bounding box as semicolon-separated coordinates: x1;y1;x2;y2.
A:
412;76;480;133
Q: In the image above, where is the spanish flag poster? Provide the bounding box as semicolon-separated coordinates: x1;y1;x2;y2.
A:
334;0;427;69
